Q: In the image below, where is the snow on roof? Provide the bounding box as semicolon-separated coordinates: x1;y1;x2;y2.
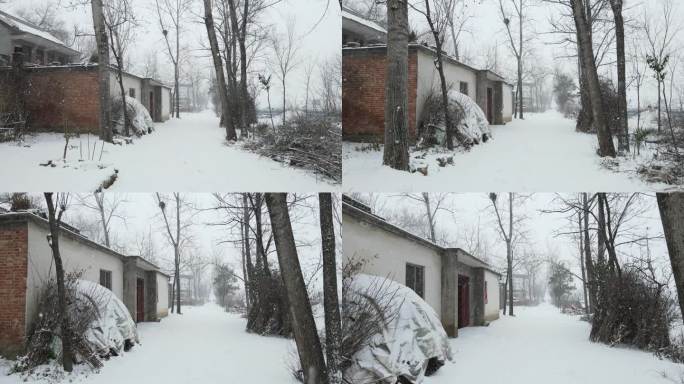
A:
0;9;76;53
342;7;387;35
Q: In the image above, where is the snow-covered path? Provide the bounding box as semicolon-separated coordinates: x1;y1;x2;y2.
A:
343;111;661;192
428;304;683;384
0;111;336;191
0;304;297;383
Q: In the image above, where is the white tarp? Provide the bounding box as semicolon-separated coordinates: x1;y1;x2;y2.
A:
344;274;453;384
112;96;155;136
448;90;492;143
74;280;138;357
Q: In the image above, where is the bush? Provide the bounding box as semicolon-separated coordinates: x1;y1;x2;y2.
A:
590;266;677;356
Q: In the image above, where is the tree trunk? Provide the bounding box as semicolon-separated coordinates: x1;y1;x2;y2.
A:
202;0;237;140
227;0;250;137
110;30;130;137
265;193;328;384
282;78;287;126
571;0;616;157
609;0;629;154
44;193;74;372
175;194;182;314
657;80;662;133
507;193;514;316
91;0;112;142
382;0;410;171
596;192;606;264
175;9;180;119
582;193;595;311
422;193;436;243
319;193;341;384
657;193;684;320
578;211;589;314
518;11;524;120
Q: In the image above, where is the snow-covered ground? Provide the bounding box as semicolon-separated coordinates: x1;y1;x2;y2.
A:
428;304;684;384
0;304;297;384
343;111;671;192
0;111;337;192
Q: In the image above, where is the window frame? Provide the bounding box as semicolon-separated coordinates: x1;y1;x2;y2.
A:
129;88;136;99
405;263;425;298
459;81;469;96
100;269;112;290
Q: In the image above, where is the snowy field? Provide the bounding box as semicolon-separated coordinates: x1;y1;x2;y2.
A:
428;304;684;384
343;111;670;192
0;304;297;384
0;111;337;192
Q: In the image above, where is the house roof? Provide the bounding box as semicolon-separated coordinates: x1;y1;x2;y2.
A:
342;6;387;37
342;196;500;275
0;10;80;57
0;211;166;275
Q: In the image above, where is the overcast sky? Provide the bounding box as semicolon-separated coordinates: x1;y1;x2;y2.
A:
356;193;669;290
2;0;341;109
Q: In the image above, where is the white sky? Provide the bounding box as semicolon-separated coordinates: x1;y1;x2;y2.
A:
359;193;669;289
2;0;341;109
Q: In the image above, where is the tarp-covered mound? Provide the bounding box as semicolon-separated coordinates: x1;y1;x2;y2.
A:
74;280;138;357
344;274;453;384
419;90;492;148
112;95;155;136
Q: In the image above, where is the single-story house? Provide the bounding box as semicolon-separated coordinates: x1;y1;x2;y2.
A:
342;7;514;141
0;211;170;357
342;196;500;338
0;9;172;134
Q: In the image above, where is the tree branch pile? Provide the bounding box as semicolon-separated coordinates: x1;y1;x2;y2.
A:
244;115;341;183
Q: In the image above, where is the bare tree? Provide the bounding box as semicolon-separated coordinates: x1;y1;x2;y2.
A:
265;193;327;384
76;192;126;248
608;0;629;153
489;192;516;316
203;0;237;140
91;0;113;142
43;192;73;372
498;0;527;119
320;193;341;384
570;0;616;157
382;0;410;171
657;193;684;320
104;0;136;136
155;0;192;119
270;18;301;126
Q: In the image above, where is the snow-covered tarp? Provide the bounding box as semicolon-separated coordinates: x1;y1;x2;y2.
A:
420;91;491;148
112;96;155;137
344;274;453;384
74;280;138;358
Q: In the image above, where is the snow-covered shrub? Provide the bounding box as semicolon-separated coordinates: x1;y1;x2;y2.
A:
15;273;137;373
246;269;292;337
112;96;155;137
418;90;491;149
590;266;677;357
343;273;453;384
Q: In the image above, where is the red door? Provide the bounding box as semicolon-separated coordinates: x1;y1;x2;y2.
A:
136;278;145;322
458;275;470;328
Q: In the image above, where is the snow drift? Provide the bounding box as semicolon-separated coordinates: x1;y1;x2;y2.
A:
74;280;138;358
344;274;453;384
112;96;155;136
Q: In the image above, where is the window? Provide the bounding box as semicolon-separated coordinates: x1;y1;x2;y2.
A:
100;269;112;290
129;88;136;98
459;81;469;95
405;263;425;298
484;281;488;304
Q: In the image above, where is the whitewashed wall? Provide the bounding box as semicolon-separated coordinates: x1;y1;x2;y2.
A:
415;49;478;124
109;72;142;101
161;88;171;120
502;83;513;122
343;214;443;316
25;222;125;329
156;272;169;317
0;24;12;60
484;269;500;321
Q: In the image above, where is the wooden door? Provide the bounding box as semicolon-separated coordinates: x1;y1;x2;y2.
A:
136;278;145;322
458;275;470;328
486;88;494;124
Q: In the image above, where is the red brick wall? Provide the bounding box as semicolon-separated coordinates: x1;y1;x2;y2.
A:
342;47;418;141
23;68;101;134
0;222;28;357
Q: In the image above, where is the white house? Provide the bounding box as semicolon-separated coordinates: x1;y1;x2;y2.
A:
343;196;500;337
0;211;169;357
